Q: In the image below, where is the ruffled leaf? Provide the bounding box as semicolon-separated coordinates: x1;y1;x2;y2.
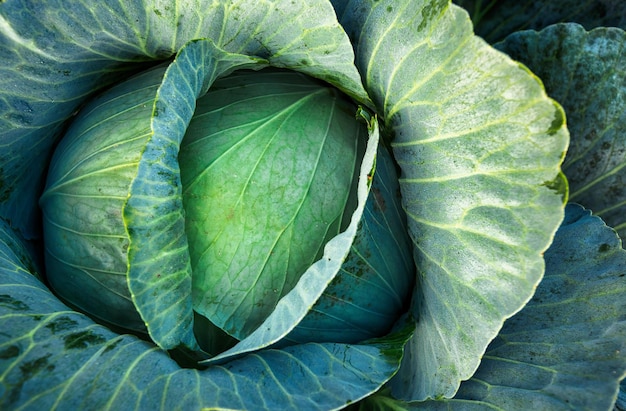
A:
453;0;626;44
124;39;264;352
496;24;626;238
203;110;382;364
178;68;367;340
29;0;374;354
284;142;415;344
0;0;369;237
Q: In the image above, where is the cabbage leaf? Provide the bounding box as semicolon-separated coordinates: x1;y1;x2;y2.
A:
453;0;626;43
496;23;626;238
0;0;369;238
359;204;626;409
0;217;412;410
333;0;568;399
6;0;624;408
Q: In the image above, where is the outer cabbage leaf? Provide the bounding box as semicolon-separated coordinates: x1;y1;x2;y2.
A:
373;204;626;410
334;0;569;400
39;63;168;336
39;39;265;353
452;0;626;44
496;24;626;239
0;0;370;238
19;0;377;356
0;218;412;410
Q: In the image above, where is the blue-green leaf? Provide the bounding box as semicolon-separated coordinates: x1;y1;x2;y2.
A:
0;1;169;239
124;39;264;352
38;39;264;353
392;204;626;409
496;23;626;239
0;214;411;409
617;380;626;411
26;0;374;355
39;63;166;335
335;0;569;400
178;68;366;340
453;0;626;44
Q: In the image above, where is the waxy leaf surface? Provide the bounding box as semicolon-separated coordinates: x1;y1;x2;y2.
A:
179;68;366;339
453;0;626;43
0;0;369;237
334;0;568;399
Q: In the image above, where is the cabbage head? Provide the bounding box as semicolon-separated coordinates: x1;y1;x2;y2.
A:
1;0;625;409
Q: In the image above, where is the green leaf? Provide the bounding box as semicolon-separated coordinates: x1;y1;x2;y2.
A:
39;63;167;335
284;142;415;344
495;23;626;239
124;39;264;352
0;0;369;237
203;109;382;364
452;0;626;44
179;68;366;339
398;204;626;409
335;0;569;400
0;219;412;410
39;39;262;353
353;388;414;411
28;0;373;354
0;1;170;238
0;219;43;284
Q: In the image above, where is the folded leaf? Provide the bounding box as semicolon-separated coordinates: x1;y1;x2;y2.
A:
39;63;167;335
29;0;375;355
335;0;569;400
124;39;265;352
203;109;381;364
284;142;415;344
179;68;366;339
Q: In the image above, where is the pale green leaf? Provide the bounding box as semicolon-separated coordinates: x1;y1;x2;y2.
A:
335;0;569;399
203;109;382;364
39;64;167;335
124;39;264;352
0;0;369;237
397;204;626;410
179;68;365;340
284;142;415;345
30;0;374;354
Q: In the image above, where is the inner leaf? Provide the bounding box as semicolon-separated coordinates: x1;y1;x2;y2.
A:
179;68;366;339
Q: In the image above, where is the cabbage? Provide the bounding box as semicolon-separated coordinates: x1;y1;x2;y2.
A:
1;0;625;409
